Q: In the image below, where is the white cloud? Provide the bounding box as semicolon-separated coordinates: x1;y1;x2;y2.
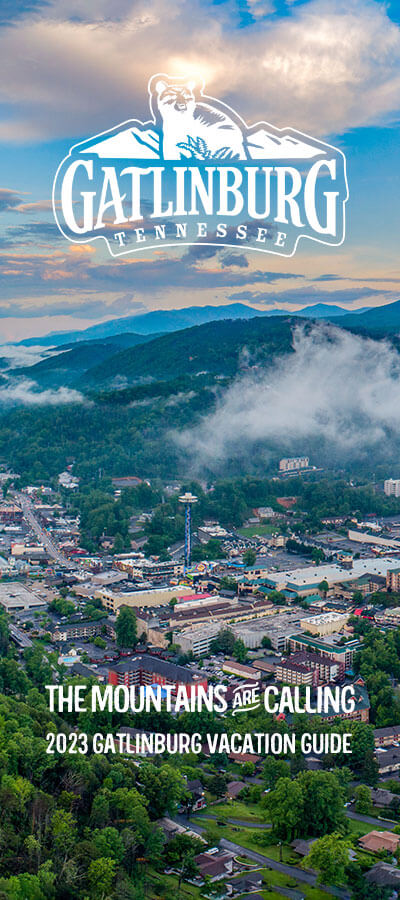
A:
0;345;59;367
0;0;399;140
0;377;85;404
178;323;400;467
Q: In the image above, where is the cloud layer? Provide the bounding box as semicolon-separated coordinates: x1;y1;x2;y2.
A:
178;323;400;468
0;0;399;140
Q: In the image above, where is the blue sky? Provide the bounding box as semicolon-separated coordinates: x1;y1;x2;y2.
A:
0;0;399;341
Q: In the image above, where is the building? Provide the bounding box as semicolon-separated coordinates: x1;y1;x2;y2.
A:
365;863;400;889
226;874;263;896
359;831;400;853
50;619;106;642
348;529;400;550
108;654;207;696
375;746;400;774
386;567;400;591
222;660;261;680
100;584;196;613
319;680;370;724
288;651;339;684
275;660;314;686
226;781;246;799
384;478;400;498
374;607;400;628
0;583;47;612
370;789;400;810
279;457;309;473
111;476;143;488
263;556;400;595
194;848;234;883
198;524;230;543
58;471;79;489
286;633;360;675
185;779;206;812
299;612;349;636
114;558;183;580
11;543;49;560
374;725;400;747
177;624;221;656
0;502;23;524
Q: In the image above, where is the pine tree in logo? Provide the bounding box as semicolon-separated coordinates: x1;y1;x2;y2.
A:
177;135;235;160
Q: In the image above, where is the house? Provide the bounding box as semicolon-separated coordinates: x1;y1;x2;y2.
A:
226;780;246;800
226;873;262;896
374;725;400;747
186;779;206;812
227;751;261;766
291;839;315;857
358;831;400;853
370;788;400;810
194;848;235;882
365;862;400;888
156;817;206;845
375;746;400;774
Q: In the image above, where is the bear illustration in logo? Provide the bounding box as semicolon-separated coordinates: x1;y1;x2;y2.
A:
149;74;248;161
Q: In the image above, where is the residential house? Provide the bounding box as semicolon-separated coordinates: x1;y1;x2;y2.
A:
226;873;263;896
226;781;246;800
194;848;235;882
358;831;400;853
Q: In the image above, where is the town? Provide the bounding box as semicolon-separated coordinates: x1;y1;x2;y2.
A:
2;457;400;899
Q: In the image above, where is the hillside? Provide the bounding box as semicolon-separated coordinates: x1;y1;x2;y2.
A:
82;315;301;387
334;297;400;333
14;332;158;387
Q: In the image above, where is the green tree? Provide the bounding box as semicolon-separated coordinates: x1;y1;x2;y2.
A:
139;764;186;818
318;579;329;597
298;770;346;837
87;857;116;900
262;758;290;789
233;639;247;664
265;777;304;840
210;629;235;655
304;833;350;885
92;826;124;863
355;784;372;815
243;547;257;566
115;607;137;648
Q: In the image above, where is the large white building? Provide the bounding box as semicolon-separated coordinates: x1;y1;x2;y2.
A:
263;556;400;595
300;612;349;636
279;457;309;473
384;479;400;498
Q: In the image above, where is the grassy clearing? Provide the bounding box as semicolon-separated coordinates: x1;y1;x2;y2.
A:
346;818;378;836
237;523;277;537
205;800;266;823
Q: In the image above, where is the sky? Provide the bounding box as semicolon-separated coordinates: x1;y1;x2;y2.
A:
0;0;399;342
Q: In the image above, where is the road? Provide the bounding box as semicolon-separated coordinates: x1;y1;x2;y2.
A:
13;491;75;570
180;816;350;899
194;807;396;832
219;837;351;900
346;809;397;829
9;623;33;648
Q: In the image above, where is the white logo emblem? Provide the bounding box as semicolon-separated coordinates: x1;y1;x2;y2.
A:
53;74;348;258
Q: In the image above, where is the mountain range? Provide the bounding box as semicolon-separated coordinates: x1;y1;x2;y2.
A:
17;300;369;348
7;297;400;394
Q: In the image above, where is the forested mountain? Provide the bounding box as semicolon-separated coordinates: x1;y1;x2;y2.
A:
334;297;400;333
83;315;300;387
14;332;160;388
